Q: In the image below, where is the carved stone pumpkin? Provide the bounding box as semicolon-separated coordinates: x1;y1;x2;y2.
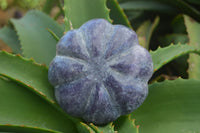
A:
48;19;153;125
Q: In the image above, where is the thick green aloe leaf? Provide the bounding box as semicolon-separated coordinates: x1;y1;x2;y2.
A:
0;78;77;133
0;51;55;104
151;43;200;72
77;122;116;133
133;78;200;133
0;51;80;123
47;28;60;42
0;26;21;54
76;123;95;133
11;10;64;65
136;16;159;49
114;115;139;133
184;15;200;79
89;123;115;133
63;0;111;31
158;34;189;78
107;0;132;28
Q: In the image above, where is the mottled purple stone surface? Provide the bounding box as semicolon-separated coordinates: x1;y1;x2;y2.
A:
48;19;153;125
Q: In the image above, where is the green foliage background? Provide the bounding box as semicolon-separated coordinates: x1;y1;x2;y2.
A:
0;0;200;132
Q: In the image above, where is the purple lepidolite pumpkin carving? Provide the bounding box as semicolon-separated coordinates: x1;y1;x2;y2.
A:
48;19;153;125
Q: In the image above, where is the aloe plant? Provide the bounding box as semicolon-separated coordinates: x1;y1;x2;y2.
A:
0;0;200;132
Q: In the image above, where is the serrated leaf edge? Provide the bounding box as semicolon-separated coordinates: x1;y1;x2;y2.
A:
150;43;200;72
0;50;82;124
10;10;63;59
109;0;132;28
89;123;100;133
0;50;55;103
0;25;23;55
89;123;116;133
104;0;112;24
127;115;139;133
79;122;95;133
